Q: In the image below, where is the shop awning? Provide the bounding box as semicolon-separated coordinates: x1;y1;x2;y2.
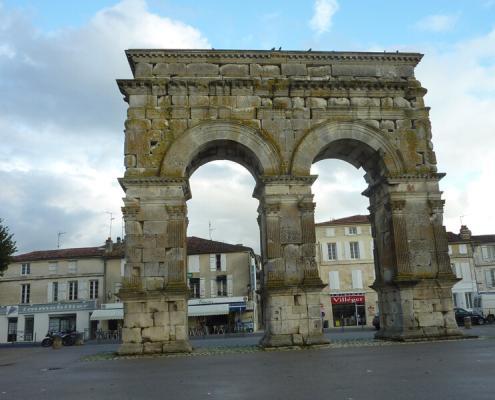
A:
90;308;124;321
188;304;230;317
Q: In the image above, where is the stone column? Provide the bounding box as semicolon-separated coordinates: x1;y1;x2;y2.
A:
257;176;328;347
368;175;461;341
118;177;192;355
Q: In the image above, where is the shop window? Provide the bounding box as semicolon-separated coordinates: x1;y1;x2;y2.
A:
21;263;30;276
327;243;337;260
21;284;30;304
189;278;200;298
68;281;78;300
350;242;360;259
89;280;99;299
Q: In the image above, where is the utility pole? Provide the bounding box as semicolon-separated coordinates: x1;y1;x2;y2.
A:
208;220;215;240
57;232;66;249
105;211;115;239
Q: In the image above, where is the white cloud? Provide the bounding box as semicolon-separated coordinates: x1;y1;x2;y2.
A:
0;0;210;252
309;0;339;35
416;28;495;235
415;14;459;32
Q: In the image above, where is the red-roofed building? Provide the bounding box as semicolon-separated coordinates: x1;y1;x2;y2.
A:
0;236;260;343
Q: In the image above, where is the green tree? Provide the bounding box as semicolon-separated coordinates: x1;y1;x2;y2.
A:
0;219;17;275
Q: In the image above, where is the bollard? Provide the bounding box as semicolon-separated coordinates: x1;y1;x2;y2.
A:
464;316;472;329
52;336;63;349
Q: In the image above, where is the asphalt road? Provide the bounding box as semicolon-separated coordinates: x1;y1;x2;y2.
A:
0;325;494;400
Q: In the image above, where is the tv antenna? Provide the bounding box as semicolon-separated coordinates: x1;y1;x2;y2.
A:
460;215;466;225
57;232;66;249
105;211;115;238
208;221;215;240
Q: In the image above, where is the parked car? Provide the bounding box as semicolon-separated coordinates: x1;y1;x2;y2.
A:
372;314;380;330
454;308;485;326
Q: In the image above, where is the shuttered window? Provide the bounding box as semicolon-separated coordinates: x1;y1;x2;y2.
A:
329;271;340;290
188;255;200;273
68;281;78;300
327;243;337;260
350;242;360;259
352;270;363;289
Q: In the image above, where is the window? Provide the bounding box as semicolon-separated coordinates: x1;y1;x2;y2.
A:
216;275;227;296
68;261;77;274
188;255;200;273
465;292;473;309
189;278;200;298
448;245;452;255
352;270;363;289
52;282;58;302
459;244;468;255
68;281;78;300
216;254;222;271
481;245;495;261
48;262;58;275
325;228;335;237
453;293;459;307
327;243;337;260
21;284;30;304
350;242;360;259
348;227;357;235
89;280;99;299
329;271;340;290
21;263;30;276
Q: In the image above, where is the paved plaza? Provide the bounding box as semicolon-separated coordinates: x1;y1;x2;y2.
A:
0;326;494;400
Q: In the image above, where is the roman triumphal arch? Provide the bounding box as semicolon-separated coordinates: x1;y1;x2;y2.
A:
116;49;462;355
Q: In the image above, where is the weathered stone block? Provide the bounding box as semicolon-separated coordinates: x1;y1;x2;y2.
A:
135;62;152;78
308;66;331;77
189;95;209;107
306;97;327;108
380;120;395;131
394;97;411;108
236;96;261;108
328;97;350;106
127;107;145;119
142;326;168;342
351;97;380;107
124;312;154;329
273;97;291;109
396;119;412;130
143;221;166;235
122;328;142;343
118;343;143;355
171;107;189;119
186;63;219;76
153;63;186;76
210;95;236;107
381;97;394;108
281;64;307;76
172;95;188;106
144;342;163;354
125;301;146;314
220;64;249;76
250;64;280;77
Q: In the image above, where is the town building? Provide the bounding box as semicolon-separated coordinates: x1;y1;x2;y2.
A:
315;215;378;328
0;238;124;343
186;237;259;335
0;236;259;343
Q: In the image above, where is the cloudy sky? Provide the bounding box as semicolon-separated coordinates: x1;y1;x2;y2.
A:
0;0;494;254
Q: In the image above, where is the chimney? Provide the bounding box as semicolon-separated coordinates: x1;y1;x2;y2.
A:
459;225;472;240
105;237;113;253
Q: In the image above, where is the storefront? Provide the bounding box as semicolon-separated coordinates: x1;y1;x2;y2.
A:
187;297;253;334
0;300;97;343
330;293;366;327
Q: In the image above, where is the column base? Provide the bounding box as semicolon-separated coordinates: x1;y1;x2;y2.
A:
260;332;329;348
118;340;193;355
375;327;467;342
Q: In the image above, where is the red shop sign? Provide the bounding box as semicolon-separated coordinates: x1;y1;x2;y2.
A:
331;294;365;305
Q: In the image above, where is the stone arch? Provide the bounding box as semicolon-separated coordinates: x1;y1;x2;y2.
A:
160;120;282;180
291;121;405;180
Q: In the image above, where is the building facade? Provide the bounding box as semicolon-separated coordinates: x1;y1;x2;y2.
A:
0;236;258;343
186;237;259;335
0;239;124;343
315;215;378;328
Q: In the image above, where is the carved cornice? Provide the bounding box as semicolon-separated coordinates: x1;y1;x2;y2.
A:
117;77;413;96
125;49;423;70
260;175;318;185
387;172;446;183
118;177;191;199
